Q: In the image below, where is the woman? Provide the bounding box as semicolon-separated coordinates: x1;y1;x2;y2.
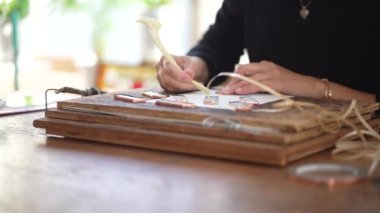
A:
155;0;379;103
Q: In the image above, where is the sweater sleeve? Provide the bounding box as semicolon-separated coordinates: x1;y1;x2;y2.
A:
187;0;245;85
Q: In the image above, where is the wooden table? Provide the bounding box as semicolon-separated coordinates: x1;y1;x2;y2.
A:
1;112;379;213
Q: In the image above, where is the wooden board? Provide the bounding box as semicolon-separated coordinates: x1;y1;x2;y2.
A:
42;108;374;144
33;115;380;166
56;93;378;132
33;92;380;166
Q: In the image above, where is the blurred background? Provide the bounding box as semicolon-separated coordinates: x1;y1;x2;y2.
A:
1;0;231;107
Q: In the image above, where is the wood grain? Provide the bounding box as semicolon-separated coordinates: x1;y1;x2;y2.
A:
33;116;380;166
3;112;380;213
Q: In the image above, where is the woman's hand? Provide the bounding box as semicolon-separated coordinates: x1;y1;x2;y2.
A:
155;55;209;92
221;60;324;98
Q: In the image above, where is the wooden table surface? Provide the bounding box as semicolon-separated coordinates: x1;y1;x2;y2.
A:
1;111;379;213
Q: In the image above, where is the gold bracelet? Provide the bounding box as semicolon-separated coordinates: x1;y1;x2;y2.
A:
321;78;332;99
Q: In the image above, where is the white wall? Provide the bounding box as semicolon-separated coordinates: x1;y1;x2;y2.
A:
193;0;223;42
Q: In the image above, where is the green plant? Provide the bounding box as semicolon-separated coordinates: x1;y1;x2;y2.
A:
0;0;29;91
52;0;171;13
51;0;130;12
143;0;171;9
0;0;29;22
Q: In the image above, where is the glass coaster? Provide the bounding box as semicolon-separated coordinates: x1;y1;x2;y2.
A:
287;163;369;186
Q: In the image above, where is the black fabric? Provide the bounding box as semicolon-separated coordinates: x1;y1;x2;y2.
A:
188;0;379;99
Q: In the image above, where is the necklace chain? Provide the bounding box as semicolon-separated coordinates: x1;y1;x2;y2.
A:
300;0;313;8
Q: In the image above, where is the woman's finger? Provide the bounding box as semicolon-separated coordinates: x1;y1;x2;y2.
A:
234;79;274;95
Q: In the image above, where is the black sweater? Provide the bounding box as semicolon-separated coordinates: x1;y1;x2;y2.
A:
188;0;379;101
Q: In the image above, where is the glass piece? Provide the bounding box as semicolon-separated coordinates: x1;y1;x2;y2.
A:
228;101;253;112
239;96;259;106
114;94;147;103
156;99;196;108
204;96;219;105
167;95;188;102
142;90;168;99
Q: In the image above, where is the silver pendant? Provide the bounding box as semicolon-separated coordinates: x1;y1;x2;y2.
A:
300;6;310;20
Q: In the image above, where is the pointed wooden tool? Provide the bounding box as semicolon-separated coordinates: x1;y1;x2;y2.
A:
137;17;210;96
